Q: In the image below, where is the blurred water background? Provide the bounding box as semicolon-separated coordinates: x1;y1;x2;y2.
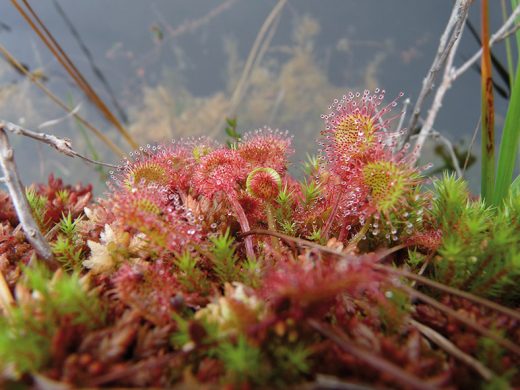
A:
0;1;509;193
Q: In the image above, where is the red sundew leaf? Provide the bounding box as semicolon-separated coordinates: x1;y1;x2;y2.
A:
237;127;293;173
193;148;248;198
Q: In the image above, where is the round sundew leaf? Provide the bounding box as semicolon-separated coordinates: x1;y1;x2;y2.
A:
246;167;282;201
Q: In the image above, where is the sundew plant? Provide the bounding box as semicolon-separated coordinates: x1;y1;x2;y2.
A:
0;1;520;389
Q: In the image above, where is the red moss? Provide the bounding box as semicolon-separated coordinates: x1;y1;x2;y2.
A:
36;174;92;224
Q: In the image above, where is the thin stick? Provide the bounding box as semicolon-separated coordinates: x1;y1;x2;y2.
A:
412;2;470;160
396;97;411;133
0;125;57;268
52;0;128;125
308;319;438;390
0;44;125;157
402;285;520;356
2;120;118;168
11;0;138;149
453;4;520;80
500;22;520;41
227;0;286;116
411;127;463;178
413;4;520;160
411;319;494;381
209;0;285;137
372;263;520;322
463;116;481;174
406;0;472;137
435;131;463;178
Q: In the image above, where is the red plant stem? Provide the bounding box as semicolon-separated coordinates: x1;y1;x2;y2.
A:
338;221;348;242
265;204;280;251
322;190;341;239
308;319;438;390
345;223;371;252
228;195;255;260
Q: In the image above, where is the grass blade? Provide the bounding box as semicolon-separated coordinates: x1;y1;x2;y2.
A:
0;44;125;157
502;0;515;86
11;0;138;150
493;63;520;205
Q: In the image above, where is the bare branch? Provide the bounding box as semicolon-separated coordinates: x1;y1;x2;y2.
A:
453;4;520;80
463;116;481;174
0;124;58;268
411;125;463;178
412;3;519;160
397;97;411;133
406;0;472;137
412;6;468;161
402;285;520;356
308;319;437;390
411;319;494;381
1;120;118;169
432;131;463;178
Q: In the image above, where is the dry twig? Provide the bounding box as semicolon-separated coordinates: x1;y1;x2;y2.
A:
0;124;57;268
453;4;520;80
411;125;463;178
406;0;472;138
411;1;471;158
0;44;125;157
1;120;118;169
411;319;494;381
308;319;437;390
413;3;520;159
209;0;286;137
226;0;286;116
463;116;481;174
11;0;138;149
402;285;520;356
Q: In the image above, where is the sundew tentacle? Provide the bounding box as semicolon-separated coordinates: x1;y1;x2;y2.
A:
316;89;432;245
108;142;193;191
109;183;203;253
238;126;293;173
319;89;405;177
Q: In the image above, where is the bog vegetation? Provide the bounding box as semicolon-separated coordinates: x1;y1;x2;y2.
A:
1;1;520;389
1;89;519;389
